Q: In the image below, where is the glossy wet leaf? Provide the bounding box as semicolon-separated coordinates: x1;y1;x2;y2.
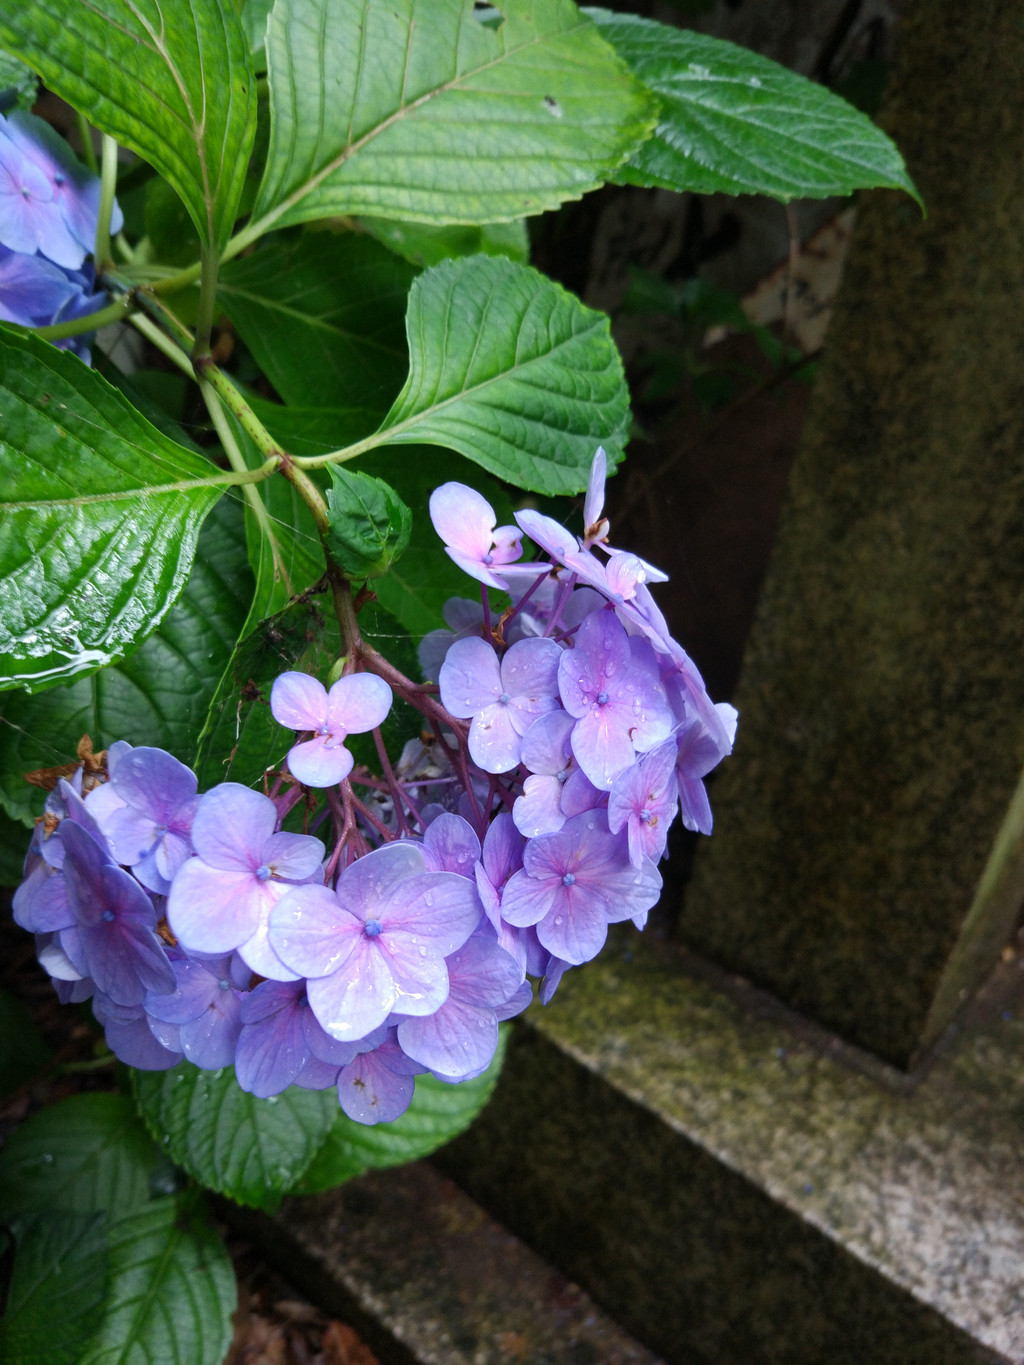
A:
0;1212;109;1365
0;0;255;251
77;1193;234;1365
132;1063;338;1211
0;1093;165;1221
589;11;919;203
0;496;252;829
252;0;656;231
375;255;630;495
0;330;226;694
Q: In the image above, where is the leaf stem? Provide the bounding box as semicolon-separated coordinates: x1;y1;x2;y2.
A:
129;313;194;376
30;294;134;341
94;134;119;271
193;247;220;358
75;110;98;174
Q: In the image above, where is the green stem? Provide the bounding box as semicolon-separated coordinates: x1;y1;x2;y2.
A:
192;352;288;464
129;313;194;376
94;134;119;270
31;294;133;341
193;247;219;359
75;110;98;174
199;375;288;579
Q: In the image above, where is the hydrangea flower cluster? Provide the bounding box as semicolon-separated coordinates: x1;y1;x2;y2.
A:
0;110;121;361
12;453;734;1125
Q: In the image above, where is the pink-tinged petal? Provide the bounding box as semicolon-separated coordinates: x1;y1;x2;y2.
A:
168;859;269;953
439;636;502;718
448;930;523;1008
514;508;581;565
268;883;364;977
500;867;555;928
327;672;392;734
307;938;396;1040
468;704;522;774
337;1050;415;1124
237;904;302;982
679;775;713;835
446;546;515;592
261;829;325;881
271;671;328;730
534;886;609;966
429;482;494;558
583;447;608;539
559;769;606;818
286;734;354;787
570;710;638;790
520;708;575;775
334;841;428;921
384;871;483;952
513;776;566;837
191;784;275;870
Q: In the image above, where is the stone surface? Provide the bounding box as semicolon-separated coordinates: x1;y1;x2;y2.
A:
441;933;1024;1365
237;1158;665;1365
677;0;1024;1063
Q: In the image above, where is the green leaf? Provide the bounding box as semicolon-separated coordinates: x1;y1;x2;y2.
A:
296;1027;508;1193
359;216;530;269
0;0;256;251
373;255;630;495
0;329;226;694
252;0;656;232
219;233;417;410
0;990;50;1093
0;1212;109;1365
326;466;412;580
0;1094;165;1221
588;12;920;203
76;1193;235;1365
0;496;252;828
0;49;36;111
132;1063;339;1211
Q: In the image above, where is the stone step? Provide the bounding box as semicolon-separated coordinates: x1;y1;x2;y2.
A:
231;1157;665;1365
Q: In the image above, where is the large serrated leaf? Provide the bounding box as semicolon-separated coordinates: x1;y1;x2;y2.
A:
588;11;919;203
0;0;255;251
0;329;226;693
0;496;252;830
132;1063;339;1211
374;254;629;495
76;1193;235;1365
252;0;656;233
0;1094;166;1221
296;1028;507;1193
219;233;417;409
0;1212;110;1365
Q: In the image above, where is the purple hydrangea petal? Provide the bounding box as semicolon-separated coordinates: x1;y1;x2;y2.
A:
337;1044;417;1124
422;812;481;878
110;746;198;819
513;774;567;838
190;784;276;871
260;829;326;881
439;636;502;718
168;859;274;955
583;447;609;543
271;671;327;731
286;734;355;787
326;672;393;734
398;994;499;1078
306;936;399;1040
235;907;302;982
235;983;311;1097
268;884;367;979
467;702;524;774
